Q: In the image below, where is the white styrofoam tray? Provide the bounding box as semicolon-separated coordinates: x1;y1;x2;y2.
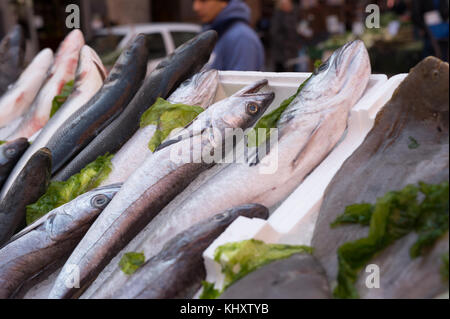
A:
198;72;408;295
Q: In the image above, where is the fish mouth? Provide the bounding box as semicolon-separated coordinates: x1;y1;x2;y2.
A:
236;79;269;96
333;40;368;78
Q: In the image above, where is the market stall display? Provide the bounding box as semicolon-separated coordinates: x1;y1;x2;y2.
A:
0;28;447;300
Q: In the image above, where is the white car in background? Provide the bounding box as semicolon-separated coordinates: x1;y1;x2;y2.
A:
89;23;202;74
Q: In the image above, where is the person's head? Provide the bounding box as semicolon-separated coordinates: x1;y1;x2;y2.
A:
193;0;230;24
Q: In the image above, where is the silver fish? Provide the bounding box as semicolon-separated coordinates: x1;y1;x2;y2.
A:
111;204;269;299
101;69;219;186
6;30;85;140
88;40;371;298
49;80;275;299
1;45;106;202
0;49;54;128
0;184;121;299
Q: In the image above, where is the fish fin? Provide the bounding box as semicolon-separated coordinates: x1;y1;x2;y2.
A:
154;120;210;152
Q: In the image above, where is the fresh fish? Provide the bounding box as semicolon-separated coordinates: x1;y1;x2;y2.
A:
6;30;85;140
52;30;218;182
0;49;54;128
87;40;371;299
218;254;332;299
0;25;25;97
101;69;219;185
0;139;29;189
312;56;449;299
0;148;51;246
0;45;107;202
49;80;274;299
0;184;121;299
44;34;149;175
111;204;269;299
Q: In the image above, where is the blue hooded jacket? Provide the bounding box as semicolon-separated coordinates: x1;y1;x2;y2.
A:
203;0;265;71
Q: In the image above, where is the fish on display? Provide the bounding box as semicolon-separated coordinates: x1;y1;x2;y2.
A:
312;56;449;299
5;30;85;140
52;30;218;182
44;35;149;176
101;69;220;186
87;40;371;299
0;49;54;128
0;184;121;299
111;204;269;299
0;148;51;246
218;254;332;299
0;45;107;202
49;79;275;299
0;25;26;97
0;139;29;189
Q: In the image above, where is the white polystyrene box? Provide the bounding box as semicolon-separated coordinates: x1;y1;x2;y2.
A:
196;71;398;296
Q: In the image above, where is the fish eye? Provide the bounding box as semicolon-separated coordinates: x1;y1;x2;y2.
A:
246;103;259;115
91;194;109;208
5;147;17;158
215;213;228;221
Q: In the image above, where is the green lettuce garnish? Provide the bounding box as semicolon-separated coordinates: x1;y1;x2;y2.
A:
50;80;74;118
408;136;420;150
332;181;449;299
26;153;113;225
199;239;313;299
200;281;221;299
140;97;204;152
246;76;311;147
0;141;6;145
246;60;322;147
119;252;146;275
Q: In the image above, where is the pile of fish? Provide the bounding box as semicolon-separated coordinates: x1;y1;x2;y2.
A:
0;23;447;300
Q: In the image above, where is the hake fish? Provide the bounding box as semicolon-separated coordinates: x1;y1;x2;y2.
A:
0;49;54;128
0;184;121;299
49;79;275;299
0;139;29;189
1;45;107;203
52;30;218;182
0;148;51;246
0;25;26;97
111;204;269;299
87;40;371;299
6;30;85;140
101;69;219;186
45;34;149;175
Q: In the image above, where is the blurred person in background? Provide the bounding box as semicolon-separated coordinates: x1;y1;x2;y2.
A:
193;0;265;71
270;0;300;72
412;0;449;61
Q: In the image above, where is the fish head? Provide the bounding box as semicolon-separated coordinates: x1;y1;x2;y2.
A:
45;183;122;241
105;34;149;84
53;29;85;67
168;69;219;108
0;138;28;165
73;45;107;90
302;40;370;103
153;30;217;88
213;79;275;130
